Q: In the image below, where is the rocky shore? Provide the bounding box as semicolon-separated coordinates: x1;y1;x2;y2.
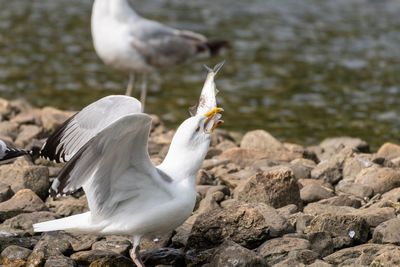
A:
0;97;400;266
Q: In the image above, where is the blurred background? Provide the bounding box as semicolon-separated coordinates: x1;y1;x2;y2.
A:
1;0;400;148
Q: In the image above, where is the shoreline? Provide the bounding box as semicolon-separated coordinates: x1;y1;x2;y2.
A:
0;97;400;266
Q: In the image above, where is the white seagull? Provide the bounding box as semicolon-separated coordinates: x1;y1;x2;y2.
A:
4;64;223;266
91;0;227;110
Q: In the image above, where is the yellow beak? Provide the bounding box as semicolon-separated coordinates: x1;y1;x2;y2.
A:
204;107;224;118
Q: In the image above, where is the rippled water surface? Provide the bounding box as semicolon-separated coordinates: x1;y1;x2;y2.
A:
1;0;400;148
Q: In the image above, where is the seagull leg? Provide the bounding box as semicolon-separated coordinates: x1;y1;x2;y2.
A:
130;235;145;267
126;74;135;96
140;74;148;112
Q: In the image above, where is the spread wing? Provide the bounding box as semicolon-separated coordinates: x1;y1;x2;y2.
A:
50;113;173;221
0;140;28;163
40;95;142;163
130;19;210;68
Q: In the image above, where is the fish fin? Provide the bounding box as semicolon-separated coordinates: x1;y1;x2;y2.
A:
203;60;225;75
188;105;198;116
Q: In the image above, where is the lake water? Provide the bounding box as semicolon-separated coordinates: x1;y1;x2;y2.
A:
1;0;400;148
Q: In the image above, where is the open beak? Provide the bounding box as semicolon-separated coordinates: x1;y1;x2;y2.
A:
204;107;224;132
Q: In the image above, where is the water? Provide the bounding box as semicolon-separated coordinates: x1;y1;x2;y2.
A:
1;0;400;148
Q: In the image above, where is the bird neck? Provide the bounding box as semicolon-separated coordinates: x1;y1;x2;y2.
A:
93;0;140;22
158;137;210;184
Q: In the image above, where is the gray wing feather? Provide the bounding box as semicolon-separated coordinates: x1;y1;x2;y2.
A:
41;95;142;162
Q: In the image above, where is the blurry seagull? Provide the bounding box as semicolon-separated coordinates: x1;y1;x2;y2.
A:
0;63;225;266
91;0;227;110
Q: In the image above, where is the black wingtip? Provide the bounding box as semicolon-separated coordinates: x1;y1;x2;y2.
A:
206;40;230;56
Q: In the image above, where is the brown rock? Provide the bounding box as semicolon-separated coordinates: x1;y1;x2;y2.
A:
219;169;257;188
46;195;88;217
318;137;369;160
0;121;19;139
58;232;100;252
372;218;400;245
208;240;266;267
0;182;14;202
290;158;316;179
187;202;291;250
71;250;129;265
300;183;335;203
0;211;58;236
311;158;343;184
354;166;400;194
342;154;374;182
370;246;400;266
89;255;133;267
1;245;32;267
234;166;301;208
92;240;131;256
15;125;42;147
317;195;361;209
335;180;374;199
352;207;395;227
44;256;76;267
240;130;283;150
0;189;47;221
377;142;400;160
303;203;356;217
258;237;310;265
40;107;74;132
0;160;50;199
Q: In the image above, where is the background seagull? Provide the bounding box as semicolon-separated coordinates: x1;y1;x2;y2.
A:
91;0;228;110
0;140;28;164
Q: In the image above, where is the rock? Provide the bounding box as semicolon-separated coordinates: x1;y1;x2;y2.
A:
317;195;361;209
220;147;303;167
277;204;298;219
92;240;131;256
10;110;41;125
323;244;395;266
27;232;73;267
372;218;400;245
273;249;319;266
318;137;369;160
300;183;335;203
0;189;47;221
44;256;77;267
0;182;14;202
311;158;343;184
307;231;334;257
201;158;230;170
305;214;369;247
172;215;197;247
303;203;356;217
186;202;291;250
46;195;88;217
70;250;128;265
89;255;133;267
289;158;316;179
342;154;374;182
335;180;374;199
293;213;314;234
307;259;333;267
377;142;400;160
219;169;257;188
0;161;50;199
258;237;310;265
234;166;301;209
1;245;32;267
0;236;39;252
354;166;400;194
40;107;74;132
215;140;237;151
207;240;266;267
141;248;185;266
0;211;58;236
0;121;19;139
15;125;42;147
369;246;400;266
353;207;395;227
240;130;283;150
59;232;100;252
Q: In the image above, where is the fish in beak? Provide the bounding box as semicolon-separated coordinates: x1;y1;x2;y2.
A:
204;107;224;133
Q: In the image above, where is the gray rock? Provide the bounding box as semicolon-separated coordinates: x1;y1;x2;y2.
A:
335;180;374;199
373;218;400;245
318;137;369;160
352;207;395;227
59;232;100;252
306;214;369;247
0;161;50;199
342;154;374;182
40;107;74;132
0;211;58;236
0;189;47;222
354;166;400;194
1;245;32;267
293;213;314;234
27;232;73;267
89;255;133;267
207;240;266;267
311;158;343;184
0;182;14;202
0;236;39;252
0;121;19;140
92;240;132;256
219;169;257;188
234;166;301;209
44;256;77;267
307;259;333;267
258;237;310;265
307;231;334;257
289;158;316;179
303;203;356;217
273;249;319;266
186;202;291;250
300;183;335;203
369;246;400;266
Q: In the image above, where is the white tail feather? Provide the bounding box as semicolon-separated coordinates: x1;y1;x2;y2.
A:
33;212;91;232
